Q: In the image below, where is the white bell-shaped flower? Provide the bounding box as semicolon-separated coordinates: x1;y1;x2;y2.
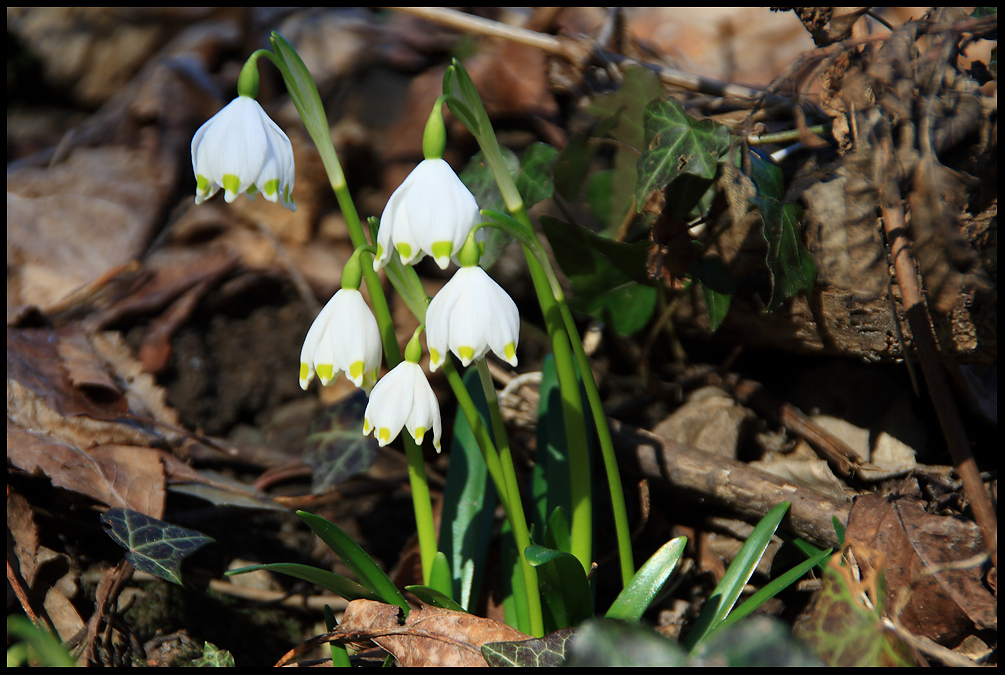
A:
299;289;382;391
426;265;519;371
363;361;442;451
373;159;479;271
192;96;296;211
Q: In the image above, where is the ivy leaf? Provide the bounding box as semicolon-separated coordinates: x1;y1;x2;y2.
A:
689;254;736;332
513;142;557;209
101;508;213;585
540;216;656;336
482;628;575;667
748;151;816;310
636;98;731;209
302;390;377;494
588;66;667;149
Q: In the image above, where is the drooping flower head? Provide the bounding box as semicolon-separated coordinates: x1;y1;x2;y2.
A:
363;329;442;451
299;251;382;391
426;233;519;371
192;96;296;211
373;98;479;271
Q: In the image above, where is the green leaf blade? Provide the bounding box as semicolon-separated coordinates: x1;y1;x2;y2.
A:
297;511;410;615
606;536;687;622
226;563;380;601
684;502;790;649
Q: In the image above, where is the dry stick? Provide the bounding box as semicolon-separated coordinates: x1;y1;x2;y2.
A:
878;136;997;569
392;6;778;102
611;420;849;549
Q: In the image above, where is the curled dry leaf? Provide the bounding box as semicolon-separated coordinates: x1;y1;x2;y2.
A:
846;493;996;644
280;599;530;667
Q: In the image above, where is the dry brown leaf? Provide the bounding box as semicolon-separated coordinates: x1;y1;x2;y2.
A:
7;489;42;586
285;600;530;667
88;331;181;427
8;423;166;518
846;493;996;644
7;145;174;310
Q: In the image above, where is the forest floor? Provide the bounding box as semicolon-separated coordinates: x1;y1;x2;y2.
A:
7;7;997;667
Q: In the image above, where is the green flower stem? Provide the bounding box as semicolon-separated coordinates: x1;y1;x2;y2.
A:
444;66;595;572
442;358;543;637
521;232;593;573
267;33;437;584
557;301;634;588
444;54;635;585
474;359;543;637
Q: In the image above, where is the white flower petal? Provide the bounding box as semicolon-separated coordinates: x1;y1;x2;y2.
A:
363;362;441;450
426;266;520;371
374;159;478;271
299;289;382;391
192;96;296;212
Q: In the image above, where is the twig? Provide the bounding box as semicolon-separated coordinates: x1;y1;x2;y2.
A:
878;134;997;569
611;420;850;549
391;7;783;103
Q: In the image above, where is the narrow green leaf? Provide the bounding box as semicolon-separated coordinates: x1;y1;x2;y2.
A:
748;151;816;310
302;390;378;493
6;615;77;667
101;508;213;586
226;563;379;601
684;502;790;650
482;628;575;667
540;216;656;335
297;511;409;615
717;547;832;631
531;355;570;539
439;367;496;611
404;585;466;612
526;544;593;629
606;536;687;622
544;507;571;555
501;529;531;634
636;98;731;208
429;552;454;599
791;539;832;573
832;516;846;546
324;605;352;667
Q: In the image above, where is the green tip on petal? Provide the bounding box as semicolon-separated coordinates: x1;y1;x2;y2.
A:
317;363;335;383
363;418;372;433
504;342;517;362
222;174;241;196
429;348;441;364
458;346;475;363
413;426;426;443
299;362;310;381
349;361;365;380
379;428;391;444
430;241;453;262
196;175;209;192
396;242;412;259
263;178;279;196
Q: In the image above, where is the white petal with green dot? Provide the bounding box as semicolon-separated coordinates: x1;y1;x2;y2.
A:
299;288;382;392
426;265;520;371
363;361;441;451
